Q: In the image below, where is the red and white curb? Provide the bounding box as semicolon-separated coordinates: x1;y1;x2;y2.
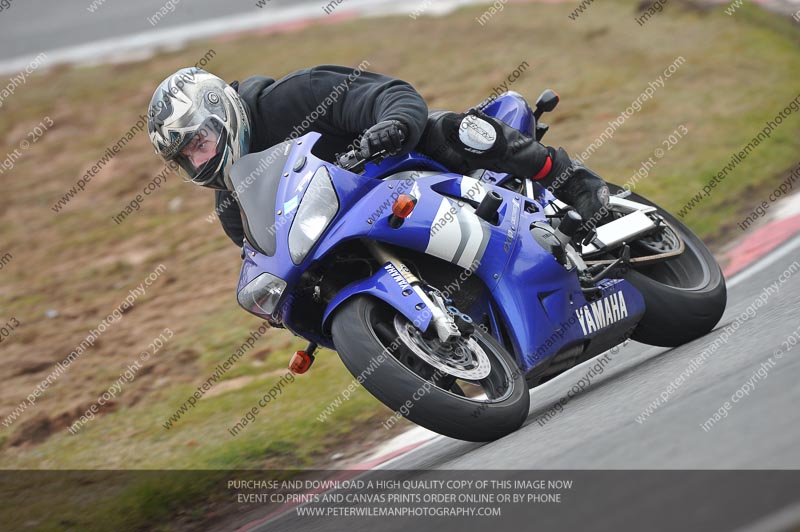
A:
350;425;440;470
723;192;800;278
231;427;439;531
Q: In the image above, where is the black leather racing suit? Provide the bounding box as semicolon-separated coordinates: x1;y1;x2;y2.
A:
214;65;606;245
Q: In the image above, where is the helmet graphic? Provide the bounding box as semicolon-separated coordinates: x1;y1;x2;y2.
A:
147;68;251;190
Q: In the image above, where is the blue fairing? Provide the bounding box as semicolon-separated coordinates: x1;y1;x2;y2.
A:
235;92;646;375
321;262;433;333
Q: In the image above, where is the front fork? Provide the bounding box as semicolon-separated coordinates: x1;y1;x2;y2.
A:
364;241;461;343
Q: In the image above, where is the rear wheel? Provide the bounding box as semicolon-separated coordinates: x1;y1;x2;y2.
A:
331;296;529;442
609;184;727;347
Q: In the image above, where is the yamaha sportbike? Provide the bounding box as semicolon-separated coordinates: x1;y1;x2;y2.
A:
233;90;726;441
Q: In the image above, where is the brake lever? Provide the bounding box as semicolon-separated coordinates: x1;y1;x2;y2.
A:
338;129;405;172
336;150;363;171
337;147;393;173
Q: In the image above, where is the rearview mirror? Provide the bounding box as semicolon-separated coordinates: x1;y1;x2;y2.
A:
535;89;560;118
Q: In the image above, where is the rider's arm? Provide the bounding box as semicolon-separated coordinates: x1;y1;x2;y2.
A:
215;190;245;247
308;65;429;155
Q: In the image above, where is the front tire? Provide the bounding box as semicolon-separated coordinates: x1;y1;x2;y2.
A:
609;184;727;347
331;296;529;442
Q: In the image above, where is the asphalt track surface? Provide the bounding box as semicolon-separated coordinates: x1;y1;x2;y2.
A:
0;0;305;61
3;0;795;64
384;238;800;471
243;235;800;530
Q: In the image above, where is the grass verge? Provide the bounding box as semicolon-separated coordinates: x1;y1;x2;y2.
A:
0;0;798;529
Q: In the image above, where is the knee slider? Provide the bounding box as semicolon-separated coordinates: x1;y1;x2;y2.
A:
458;113;499;154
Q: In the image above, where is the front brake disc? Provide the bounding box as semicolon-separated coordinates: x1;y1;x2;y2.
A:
393;315;492;380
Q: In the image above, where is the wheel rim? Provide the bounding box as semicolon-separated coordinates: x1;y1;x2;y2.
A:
634;222;682;255
610;186;714;291
370;307;517;405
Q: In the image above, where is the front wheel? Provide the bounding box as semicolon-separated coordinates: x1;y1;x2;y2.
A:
331;296;529;442
609;184;727;347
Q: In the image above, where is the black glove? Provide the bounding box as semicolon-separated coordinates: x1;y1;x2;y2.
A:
358;120;407;158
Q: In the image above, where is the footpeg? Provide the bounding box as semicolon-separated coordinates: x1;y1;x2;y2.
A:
581;228;598;247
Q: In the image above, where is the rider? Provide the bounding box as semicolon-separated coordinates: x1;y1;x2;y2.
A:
147;66;611;246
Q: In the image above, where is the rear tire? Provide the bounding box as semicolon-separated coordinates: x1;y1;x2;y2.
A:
331;296;529;442
609;184;727;347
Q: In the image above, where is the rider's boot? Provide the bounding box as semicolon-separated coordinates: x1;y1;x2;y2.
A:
535;149;613;230
468;113;614;229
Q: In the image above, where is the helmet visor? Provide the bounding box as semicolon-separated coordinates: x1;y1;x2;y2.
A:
173;118;227;186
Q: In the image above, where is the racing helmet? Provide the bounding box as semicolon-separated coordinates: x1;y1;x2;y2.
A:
147;68;251;190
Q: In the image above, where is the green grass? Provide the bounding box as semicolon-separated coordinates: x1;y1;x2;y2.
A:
1;0;799;529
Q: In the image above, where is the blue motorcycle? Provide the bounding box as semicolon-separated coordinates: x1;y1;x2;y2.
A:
232;90;726;441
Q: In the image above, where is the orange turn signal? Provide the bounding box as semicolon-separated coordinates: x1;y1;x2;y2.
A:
392;194;417;219
289;350;314;374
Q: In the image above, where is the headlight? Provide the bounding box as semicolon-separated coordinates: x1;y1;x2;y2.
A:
237;272;287;316
288;166;339;264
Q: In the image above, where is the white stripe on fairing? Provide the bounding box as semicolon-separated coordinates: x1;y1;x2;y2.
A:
460;176;487;204
426;199;461;262
456;210;486;269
